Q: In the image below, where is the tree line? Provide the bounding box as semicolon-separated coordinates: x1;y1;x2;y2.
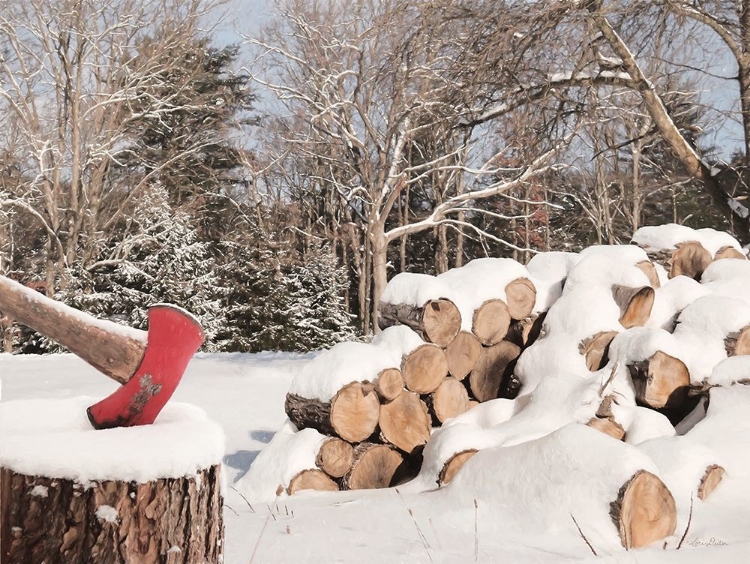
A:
1;0;748;352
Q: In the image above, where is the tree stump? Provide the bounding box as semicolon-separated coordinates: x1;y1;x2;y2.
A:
1;466;223;564
0;398;225;564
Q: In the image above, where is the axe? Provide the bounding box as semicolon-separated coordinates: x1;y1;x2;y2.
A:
0;275;204;429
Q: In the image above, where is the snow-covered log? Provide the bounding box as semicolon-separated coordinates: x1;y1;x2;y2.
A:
379;273;461;346
0;398;224;564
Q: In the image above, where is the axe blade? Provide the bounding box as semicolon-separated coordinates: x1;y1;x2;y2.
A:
87;304;204;429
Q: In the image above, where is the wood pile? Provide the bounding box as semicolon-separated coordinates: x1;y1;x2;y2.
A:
275;225;750;550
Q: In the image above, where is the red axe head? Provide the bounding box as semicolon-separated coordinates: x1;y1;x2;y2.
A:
87;304;204;429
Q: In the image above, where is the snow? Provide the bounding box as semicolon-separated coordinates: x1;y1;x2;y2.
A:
380;272;453;307
623;407;676;445
0;397;225;483
525;251;578;311
707;356;750;387
3;352;750;563
632;224;743;256
370;325;423;357
577;244;649;265
287;341;400;401
701;258;750;283
95;505;119;523
29;485;49;498
646;276;710;331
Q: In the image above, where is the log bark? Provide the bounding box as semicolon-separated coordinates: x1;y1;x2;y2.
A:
0;465;223;564
611;284;655;328
586;395;625;440
379;299;461;347
379;391;432;454
0;275;145;384
504;277;537;320
287;469;339;495
635;260;660;288
725;325;750;356
402;344;449;394
285;382;381;442
609;470;676;549
438;450;477;486
670;241;712;280
427;377;470;424
628;351;691;410
714;246;746;261
445;331;481;381
472;299;511;346
373;368;404;402
341;443;403;490
469;341;521;402
504;313;546;349
579;331;618;372
315;438;355;479
697;464;725;501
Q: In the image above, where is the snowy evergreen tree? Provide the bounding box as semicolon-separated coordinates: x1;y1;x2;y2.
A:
22;187;227;353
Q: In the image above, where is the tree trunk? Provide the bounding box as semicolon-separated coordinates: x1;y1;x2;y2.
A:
0;465;223;564
370;225;388;335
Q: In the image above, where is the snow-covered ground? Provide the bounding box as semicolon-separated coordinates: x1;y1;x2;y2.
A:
2;352;749;563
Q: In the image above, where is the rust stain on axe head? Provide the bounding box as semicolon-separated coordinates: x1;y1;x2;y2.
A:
129;373;163;416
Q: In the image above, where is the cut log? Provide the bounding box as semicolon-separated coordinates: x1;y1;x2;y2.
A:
469;341;521;402
427;377;470;424
373;368;404;401
504;313;546;349
438;450;478;486
468;400;479;409
285;382;381;443
379;391;432;454
670;241;712;280
579;331;618;372
287;469;339;495
610;470;676;549
472;299;512;346
379;299;461;347
725;325;750;356
611;284;655;328
697;464;725;501
628;351;690;410
341;443;403;490
635;260;661;288
315;438;355;479
445;331;481;381
587;396;625;440
402;344;449;394
714;246;746;261
0;465;223;564
504;277;537;320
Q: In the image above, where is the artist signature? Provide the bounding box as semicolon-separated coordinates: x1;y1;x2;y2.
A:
687;537;728;547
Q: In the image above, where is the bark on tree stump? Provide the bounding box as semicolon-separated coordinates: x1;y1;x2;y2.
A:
379;299;461;347
445;331;481;381
579;331;618;372
472;300;512;346
469;341;521;402
402;344;449;394
0;465;223;564
610;470;676;549
438;450;478;486
504;277;537;320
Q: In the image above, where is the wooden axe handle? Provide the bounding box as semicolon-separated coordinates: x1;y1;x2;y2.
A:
0;275;146;383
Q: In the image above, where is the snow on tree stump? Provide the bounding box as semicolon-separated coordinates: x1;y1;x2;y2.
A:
0;398;225;564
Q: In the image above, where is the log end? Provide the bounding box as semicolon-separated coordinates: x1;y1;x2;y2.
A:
505;277;537;320
422;299;462;347
438;449;478;486
697;464;725;501
288;469;340;495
